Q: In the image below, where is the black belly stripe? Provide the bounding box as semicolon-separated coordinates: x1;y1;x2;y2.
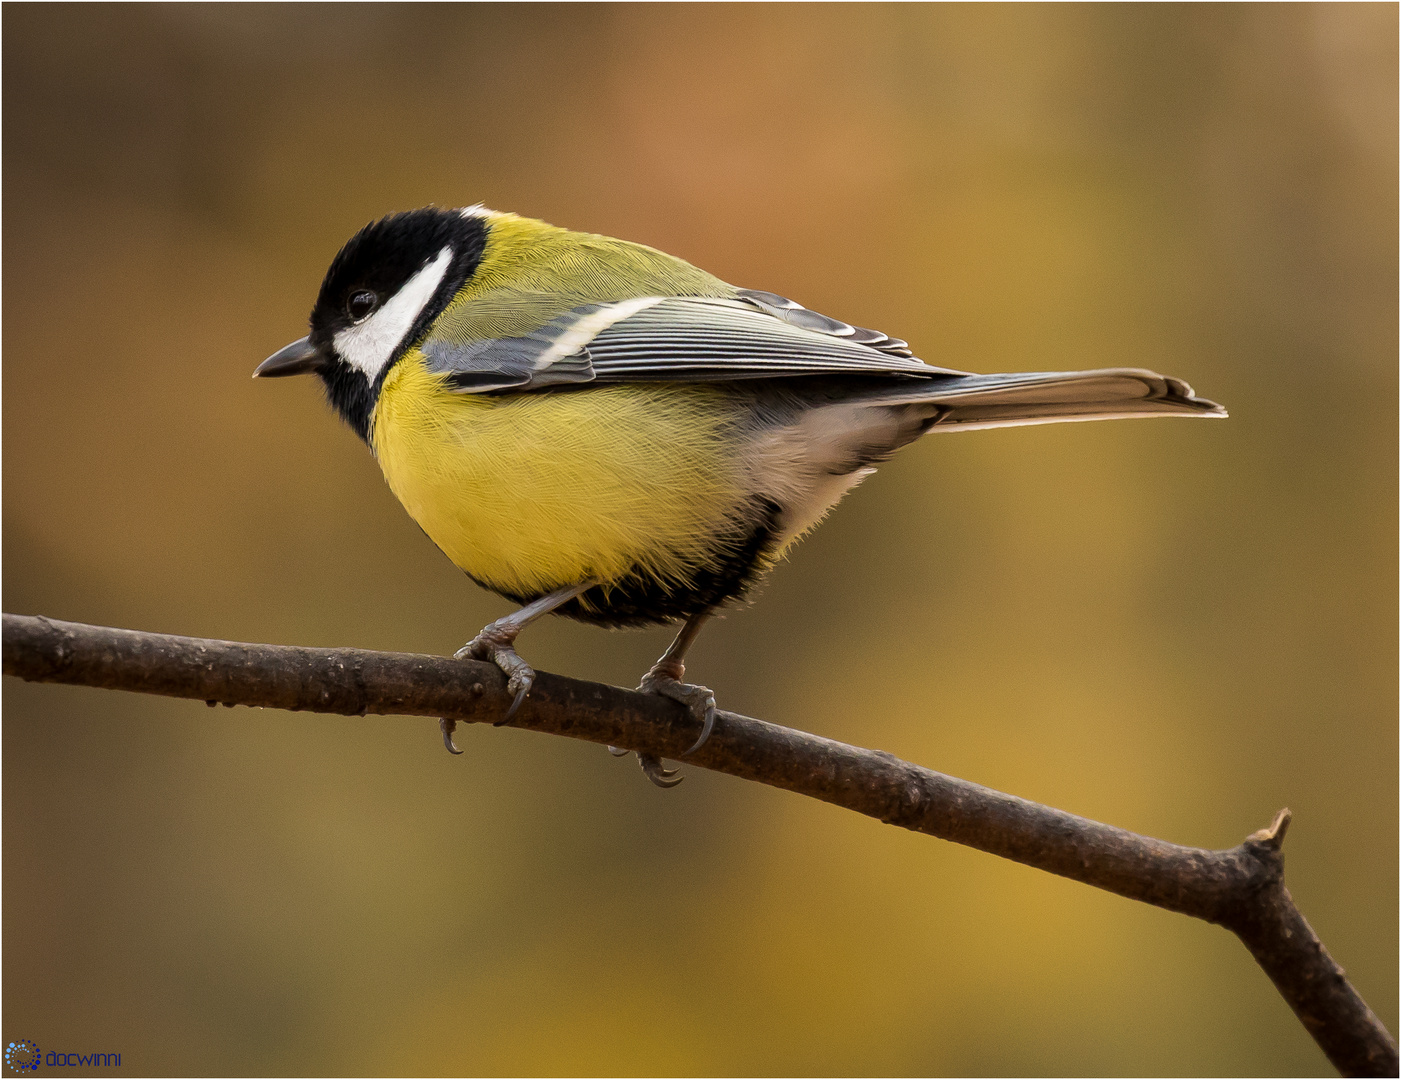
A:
486;496;784;629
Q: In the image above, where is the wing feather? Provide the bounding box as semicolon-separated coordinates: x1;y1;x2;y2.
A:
418;292;962;393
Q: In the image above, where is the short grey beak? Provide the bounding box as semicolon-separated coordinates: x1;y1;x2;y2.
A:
254;336;324;378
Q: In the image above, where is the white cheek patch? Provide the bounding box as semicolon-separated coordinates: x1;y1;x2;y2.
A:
333;246;454;381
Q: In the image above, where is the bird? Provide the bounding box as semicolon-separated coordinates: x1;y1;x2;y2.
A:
256;205;1225;786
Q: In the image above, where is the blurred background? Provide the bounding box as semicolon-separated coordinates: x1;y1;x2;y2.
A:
3;4;1395;1075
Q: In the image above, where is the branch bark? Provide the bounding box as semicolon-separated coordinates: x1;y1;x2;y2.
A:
4;612;1395;1076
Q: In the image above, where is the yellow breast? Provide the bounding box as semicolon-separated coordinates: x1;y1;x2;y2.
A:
371;355;750;600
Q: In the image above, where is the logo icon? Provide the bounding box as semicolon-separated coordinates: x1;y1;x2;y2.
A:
5;1041;39;1074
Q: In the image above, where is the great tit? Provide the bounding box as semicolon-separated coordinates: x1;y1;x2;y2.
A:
257;206;1224;786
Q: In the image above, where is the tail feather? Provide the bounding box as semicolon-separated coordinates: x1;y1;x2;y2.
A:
867;368;1226;431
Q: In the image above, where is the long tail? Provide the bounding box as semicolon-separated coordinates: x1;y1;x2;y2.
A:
868;368;1226;431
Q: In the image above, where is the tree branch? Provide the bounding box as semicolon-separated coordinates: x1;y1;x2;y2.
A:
4;612;1395;1076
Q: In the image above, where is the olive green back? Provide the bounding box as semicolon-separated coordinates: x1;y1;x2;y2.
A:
427;211;738;346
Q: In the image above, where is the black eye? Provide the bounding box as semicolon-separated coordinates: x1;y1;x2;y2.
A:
347;290;378;321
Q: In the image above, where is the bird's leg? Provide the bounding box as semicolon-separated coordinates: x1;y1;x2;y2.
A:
612;610;717;787
640;610;717;754
453;582;593;729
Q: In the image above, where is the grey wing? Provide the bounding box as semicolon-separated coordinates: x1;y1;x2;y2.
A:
420;292;965;393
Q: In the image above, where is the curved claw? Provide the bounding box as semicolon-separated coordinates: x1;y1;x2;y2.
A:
495;674;533;726
607;745;631;757
439;718;465;755
638;753;683;789
683;701;718;757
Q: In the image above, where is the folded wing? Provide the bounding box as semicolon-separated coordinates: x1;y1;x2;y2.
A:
419;293;965;392
416;290;1225;426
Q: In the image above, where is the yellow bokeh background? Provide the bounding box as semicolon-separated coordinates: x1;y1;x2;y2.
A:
3;4;1395;1075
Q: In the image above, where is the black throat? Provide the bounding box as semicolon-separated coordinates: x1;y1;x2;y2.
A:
307;208;489;443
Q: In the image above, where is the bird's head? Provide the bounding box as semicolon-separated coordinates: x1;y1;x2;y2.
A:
255;206;489;441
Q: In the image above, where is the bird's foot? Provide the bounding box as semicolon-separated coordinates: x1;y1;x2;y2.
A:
637;753;683;788
606;743;682;787
639;659;718;757
456;624;534;724
609;659;716;788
